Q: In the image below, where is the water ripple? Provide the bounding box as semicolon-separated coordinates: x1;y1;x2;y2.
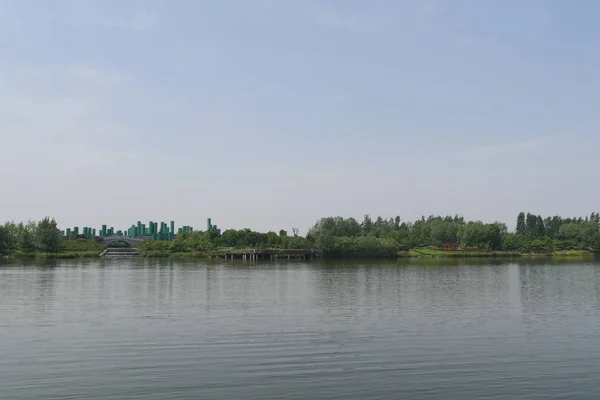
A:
1;260;600;399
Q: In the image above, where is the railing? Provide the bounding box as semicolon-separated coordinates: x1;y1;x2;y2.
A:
222;248;320;254
101;236;146;242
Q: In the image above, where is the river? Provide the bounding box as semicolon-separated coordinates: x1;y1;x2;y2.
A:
1;258;600;399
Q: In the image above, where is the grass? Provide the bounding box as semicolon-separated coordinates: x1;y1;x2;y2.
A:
137;250;170;258
8;251;101;259
5;241;596;261
59;240;106;252
400;246;594;259
406;246;515;258
521;249;595;257
552;249;595;256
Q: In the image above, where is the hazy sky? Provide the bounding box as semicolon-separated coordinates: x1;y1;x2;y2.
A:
2;0;599;234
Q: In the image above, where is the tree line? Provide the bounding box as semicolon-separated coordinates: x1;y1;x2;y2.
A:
305;212;600;256
137;228;313;256
2;213;600;257
0;218;60;255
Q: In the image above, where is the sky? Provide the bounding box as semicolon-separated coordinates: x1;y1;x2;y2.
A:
1;0;600;234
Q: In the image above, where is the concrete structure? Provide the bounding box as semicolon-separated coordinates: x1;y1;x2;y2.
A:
220;249;322;261
100;236;148;247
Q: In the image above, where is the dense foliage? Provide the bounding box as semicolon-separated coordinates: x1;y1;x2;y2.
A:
136;228;311;256
1;217;61;255
306;213;600;257
2;212;600;258
123;212;600;258
504;212;600;252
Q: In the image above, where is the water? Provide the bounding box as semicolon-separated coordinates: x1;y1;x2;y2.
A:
2;258;600;399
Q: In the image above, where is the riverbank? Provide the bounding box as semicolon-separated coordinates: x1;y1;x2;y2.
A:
3;251;102;259
3;248;596;260
1;239;596;260
399;247;595;258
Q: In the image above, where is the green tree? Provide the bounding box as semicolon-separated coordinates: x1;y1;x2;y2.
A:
536;215;546;237
315;232;336;254
558;223;580;241
409;220;431;247
266;231;280;247
545;216;562;238
17;221;36;252
525;213;538;236
0;225;9;255
170;231;190;252
430;221;462;247
502;232;524;251
170;231;217;252
308;217;361;241
516;212;526;234
189;233;216;252
2;222;18;253
220;229;239;247
36;217;60;253
579;222;600;250
461;222;504;250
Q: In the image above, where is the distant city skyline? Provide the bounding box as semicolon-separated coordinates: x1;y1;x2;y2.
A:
60;217;219;237
2;0;600;234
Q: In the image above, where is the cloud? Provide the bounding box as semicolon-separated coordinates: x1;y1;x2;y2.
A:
254;0;293;10
0;64;144;172
329;90;348;103
7;66;50;79
311;7;395;30
417;0;440;17
312;10;363;29
100;10;158;31
0;1;158;33
0;64;134;90
64;2;158;31
257;1;393;31
0;4;22;34
67;66;134;85
464;135;567;158
456;35;476;46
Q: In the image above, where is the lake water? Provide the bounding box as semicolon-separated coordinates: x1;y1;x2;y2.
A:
2;258;600;399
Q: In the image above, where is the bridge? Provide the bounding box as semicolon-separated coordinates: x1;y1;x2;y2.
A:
100;236;149;247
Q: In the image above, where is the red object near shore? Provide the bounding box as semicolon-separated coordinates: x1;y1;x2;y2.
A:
443;243;459;250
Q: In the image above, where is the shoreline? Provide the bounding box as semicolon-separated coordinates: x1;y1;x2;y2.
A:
2;249;596;260
4;213;600;262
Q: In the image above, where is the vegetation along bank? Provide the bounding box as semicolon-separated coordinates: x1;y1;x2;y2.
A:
1;213;600;259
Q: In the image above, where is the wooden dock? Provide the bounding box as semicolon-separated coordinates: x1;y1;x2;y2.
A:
220;249;322;261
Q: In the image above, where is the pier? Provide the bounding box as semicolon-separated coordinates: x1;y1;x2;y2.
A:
220;249;322;261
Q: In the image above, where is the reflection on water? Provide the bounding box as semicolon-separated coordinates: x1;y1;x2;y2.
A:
1;258;600;399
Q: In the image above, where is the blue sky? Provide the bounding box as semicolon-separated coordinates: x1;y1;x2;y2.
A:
1;0;599;233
